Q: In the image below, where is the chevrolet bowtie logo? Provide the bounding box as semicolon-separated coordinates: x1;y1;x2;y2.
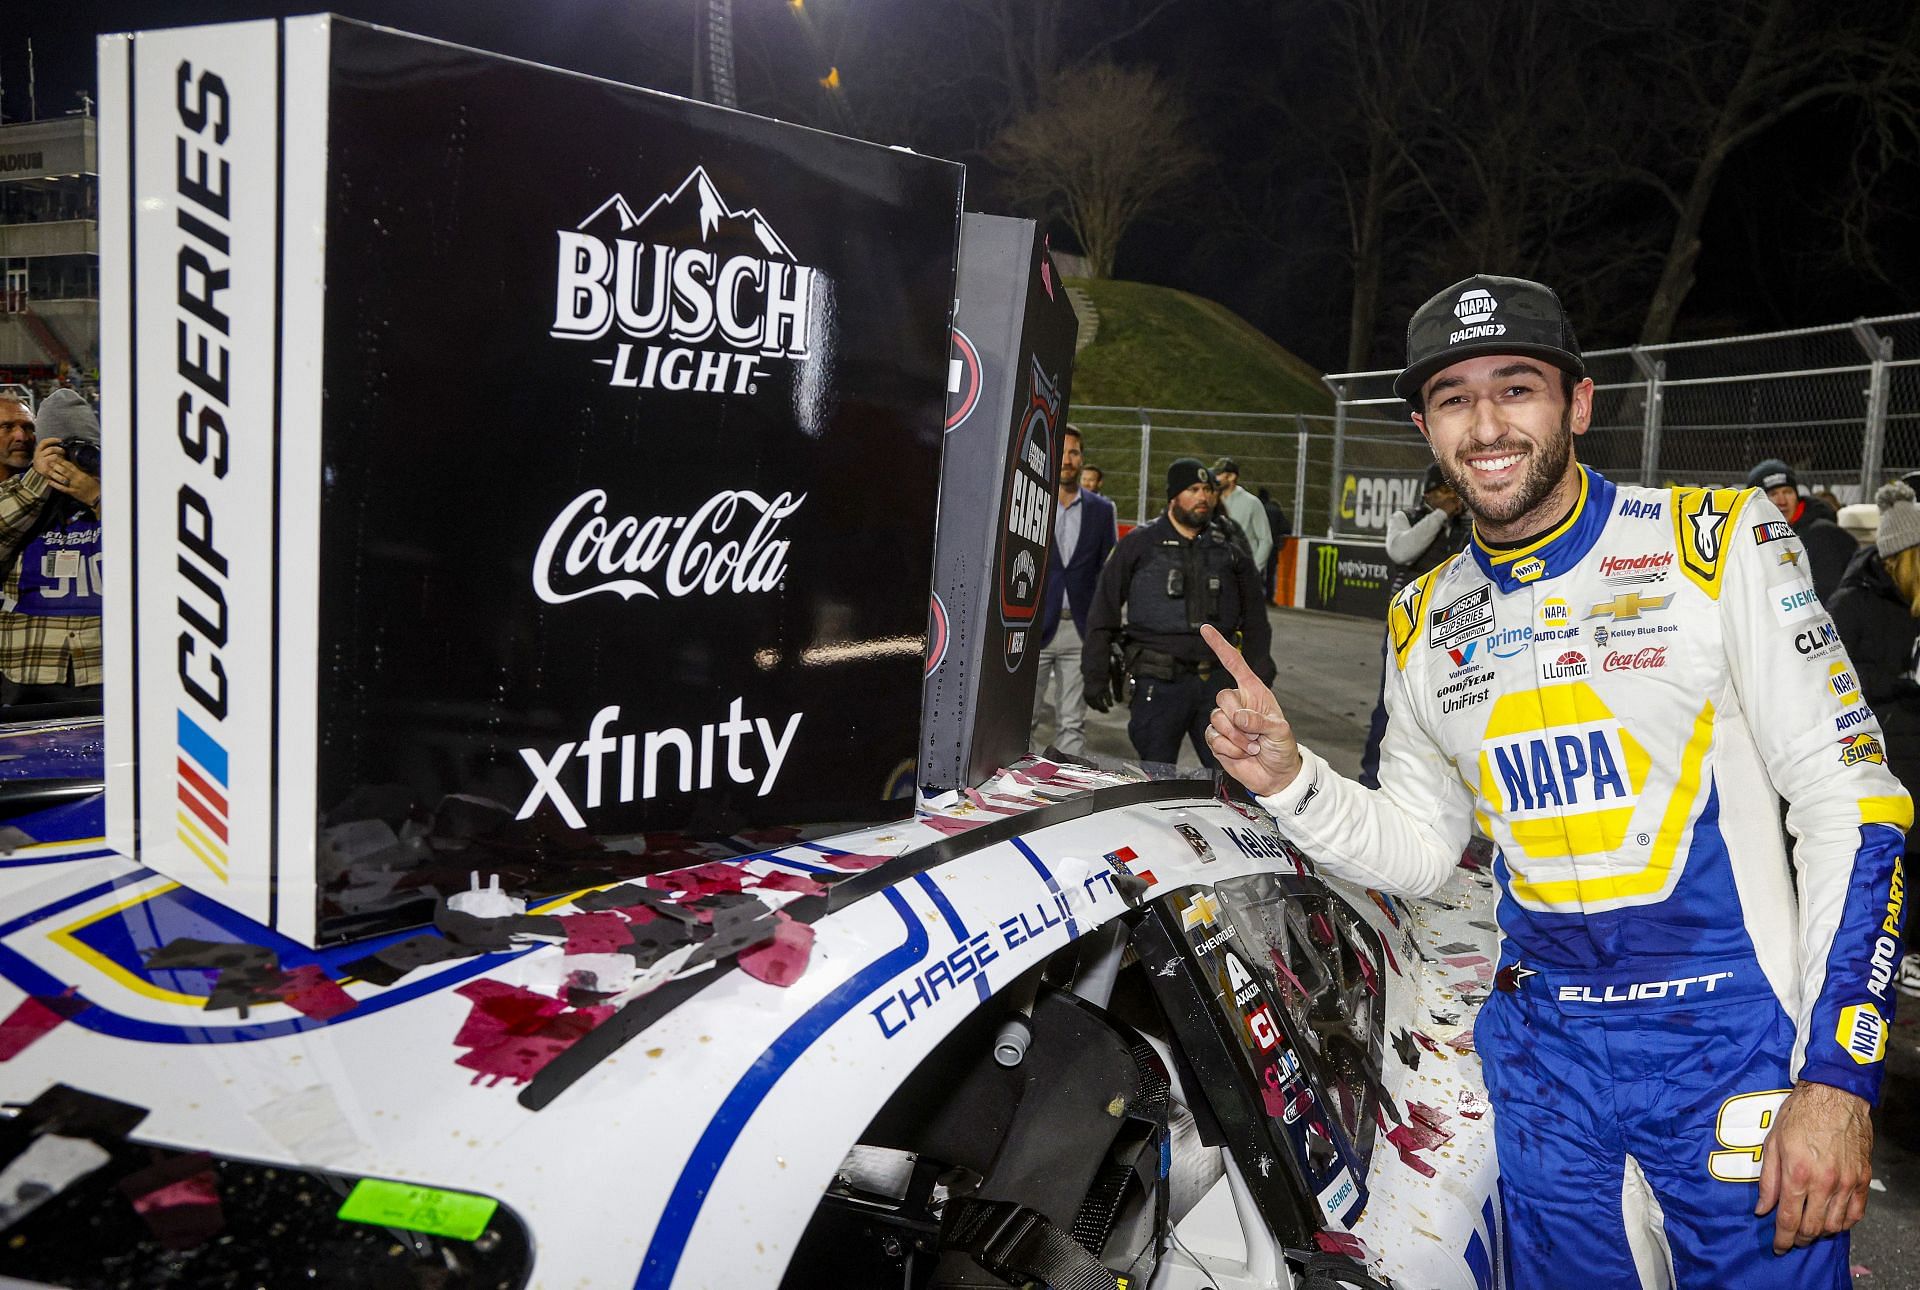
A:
1182;891;1221;930
1779;548;1803;567
1585;592;1674;621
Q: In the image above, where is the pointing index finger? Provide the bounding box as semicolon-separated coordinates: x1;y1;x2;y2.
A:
1199;623;1261;690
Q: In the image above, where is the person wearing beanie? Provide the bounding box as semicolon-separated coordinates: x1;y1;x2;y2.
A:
1746;458;1854;602
1079;456;1273;769
1201;272;1910;1285
0;387;104;707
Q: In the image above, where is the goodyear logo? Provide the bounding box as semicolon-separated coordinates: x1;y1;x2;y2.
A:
1838;1002;1887;1065
1478;682;1649;862
175;710;231;882
1830;661;1862;705
1512;556;1546;583
1316;545;1339;603
1839;734;1885;768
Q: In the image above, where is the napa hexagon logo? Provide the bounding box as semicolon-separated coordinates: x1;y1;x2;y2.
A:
1839;1002;1887;1065
1477;682;1650;865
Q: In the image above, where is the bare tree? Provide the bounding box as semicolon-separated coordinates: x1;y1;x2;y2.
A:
1618;0;1920;345
987;63;1207;278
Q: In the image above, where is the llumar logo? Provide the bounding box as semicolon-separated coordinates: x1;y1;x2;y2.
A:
1316;545;1340;603
551;167;819;396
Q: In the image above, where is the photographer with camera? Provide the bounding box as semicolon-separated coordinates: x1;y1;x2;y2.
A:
0;389;104;709
1080;458;1273;769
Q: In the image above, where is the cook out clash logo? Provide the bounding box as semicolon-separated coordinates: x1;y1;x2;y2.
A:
550;166;823;396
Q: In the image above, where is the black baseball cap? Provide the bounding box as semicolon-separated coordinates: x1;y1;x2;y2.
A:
1211;456;1240;476
1394;274;1586;406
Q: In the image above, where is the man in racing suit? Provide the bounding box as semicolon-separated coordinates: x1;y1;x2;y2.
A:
1200;274;1909;1288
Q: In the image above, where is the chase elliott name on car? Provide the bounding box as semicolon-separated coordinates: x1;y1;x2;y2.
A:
516;700;803;828
532;487;802;604
1557;970;1732;1003
870;870;1120;1039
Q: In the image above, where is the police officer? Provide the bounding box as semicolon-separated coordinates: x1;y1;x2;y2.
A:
1081;458;1274;767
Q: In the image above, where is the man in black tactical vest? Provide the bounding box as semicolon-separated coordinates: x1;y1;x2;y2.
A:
1081;458;1274;768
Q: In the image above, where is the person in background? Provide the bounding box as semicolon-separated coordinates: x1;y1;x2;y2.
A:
1358;462;1474;787
1079;464;1104;495
1837;502;1879;547
1747;459;1855;603
1082;458;1272;768
0;389;35;480
0;389;104;708
1031;427;1116;758
1255;485;1291;600
1814;488;1844;517
1210;457;1273;575
1829;481;1920;994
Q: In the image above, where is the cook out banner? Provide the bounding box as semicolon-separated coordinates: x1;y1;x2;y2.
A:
102;15;963;944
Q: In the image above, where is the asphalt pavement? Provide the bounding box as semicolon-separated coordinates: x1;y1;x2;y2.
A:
1037;604;1920;1285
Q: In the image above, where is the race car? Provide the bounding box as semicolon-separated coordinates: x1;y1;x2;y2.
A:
0;715;1508;1289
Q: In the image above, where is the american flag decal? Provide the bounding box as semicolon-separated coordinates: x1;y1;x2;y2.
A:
175;710;230;882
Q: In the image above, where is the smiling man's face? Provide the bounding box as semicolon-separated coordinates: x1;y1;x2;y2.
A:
1412;355;1592;539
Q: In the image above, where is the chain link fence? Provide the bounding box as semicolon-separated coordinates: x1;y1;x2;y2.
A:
1073;312;1920;542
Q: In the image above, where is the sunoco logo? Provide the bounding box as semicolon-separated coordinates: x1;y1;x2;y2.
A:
552;167;821;396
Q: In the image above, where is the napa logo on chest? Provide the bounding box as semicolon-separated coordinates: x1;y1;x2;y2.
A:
1475;682;1652;861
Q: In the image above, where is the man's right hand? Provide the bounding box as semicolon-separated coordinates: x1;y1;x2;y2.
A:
1200;623;1303;798
1083;678;1112;714
31;439;65;479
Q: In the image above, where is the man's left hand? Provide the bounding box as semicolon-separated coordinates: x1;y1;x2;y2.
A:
1756;1080;1873;1254
43;446;101;510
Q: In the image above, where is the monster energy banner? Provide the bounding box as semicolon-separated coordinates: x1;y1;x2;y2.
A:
1301;539;1395;620
1338;470;1427;535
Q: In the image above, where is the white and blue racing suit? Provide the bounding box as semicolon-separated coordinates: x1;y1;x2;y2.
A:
1259;467;1910;1288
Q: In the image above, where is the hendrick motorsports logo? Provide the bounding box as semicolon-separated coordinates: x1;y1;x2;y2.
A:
551;166;822;396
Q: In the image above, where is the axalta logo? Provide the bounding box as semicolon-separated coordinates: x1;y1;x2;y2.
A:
1838;733;1885;768
532;489;801;604
1794;619;1841;656
552;167;821;396
1488;625;1532;657
1838;1002;1887;1065
1603;647;1666;672
1449;289;1503;343
1511;556;1545;583
1541;650;1588;680
175;710;231;883
1830;661;1862;704
1598;552;1672;577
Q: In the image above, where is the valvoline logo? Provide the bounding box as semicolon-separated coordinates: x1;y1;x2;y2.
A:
1448;641;1477;668
175;710;231;883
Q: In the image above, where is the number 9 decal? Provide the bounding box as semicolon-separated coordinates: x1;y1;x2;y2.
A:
1708;1089;1790;1182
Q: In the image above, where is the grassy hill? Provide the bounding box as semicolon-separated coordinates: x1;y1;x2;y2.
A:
1062;278;1334;519
1065;278;1331;414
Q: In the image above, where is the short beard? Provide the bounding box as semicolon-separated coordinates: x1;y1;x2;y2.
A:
1171;500;1212;530
1436;405;1573;530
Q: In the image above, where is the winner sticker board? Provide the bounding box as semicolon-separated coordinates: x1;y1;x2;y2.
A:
101;16;963;945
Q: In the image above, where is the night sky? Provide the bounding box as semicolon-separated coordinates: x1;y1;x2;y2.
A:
10;0;1917;374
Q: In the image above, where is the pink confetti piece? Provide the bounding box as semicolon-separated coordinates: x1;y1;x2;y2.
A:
750;870;826;897
1314;1231;1371;1259
557;911;638;955
272;965;358;1021
0;994;87;1061
1447;1030;1477;1054
739;913;815;988
1269;948;1310;1002
961;787;1023;815
819;851;894;870
1386;1126;1439;1177
920;814;987;836
1412;1031;1441;1054
646;862;747;898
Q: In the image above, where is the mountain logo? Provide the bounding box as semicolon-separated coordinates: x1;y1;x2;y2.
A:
551;166;823;398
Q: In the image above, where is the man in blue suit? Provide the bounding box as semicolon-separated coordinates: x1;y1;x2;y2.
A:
1031;426;1117;757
